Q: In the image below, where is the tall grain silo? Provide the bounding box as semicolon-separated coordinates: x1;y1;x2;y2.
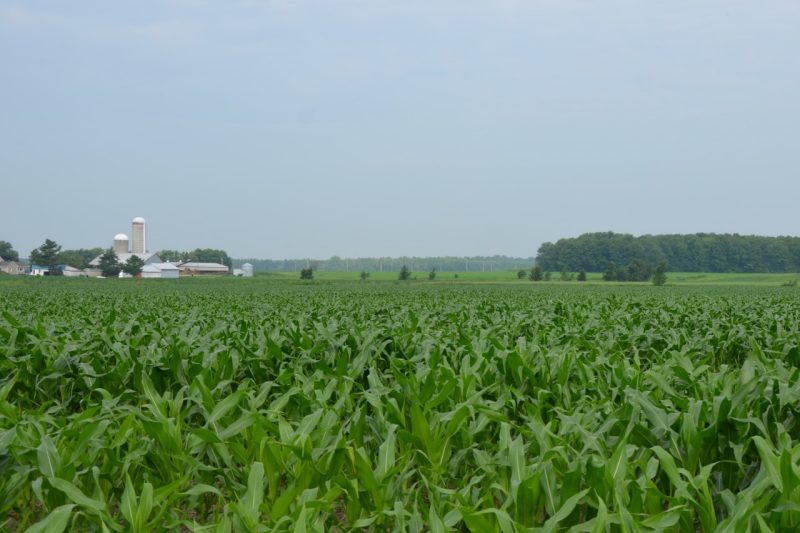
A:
131;217;146;253
113;234;129;255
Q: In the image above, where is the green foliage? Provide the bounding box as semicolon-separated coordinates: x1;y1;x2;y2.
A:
529;265;543;281
29;239;62;266
604;260;654;282
577;270;587;281
398;265;411;280
537;231;800;273
560;267;573;281
0;241;19;262
428;268;436;281
123;255;146;277
360;271;370;281
158;249;232;268
299;267;313;280
2;280;800;531
517;269;526;279
97;248;121;277
652;260;668;286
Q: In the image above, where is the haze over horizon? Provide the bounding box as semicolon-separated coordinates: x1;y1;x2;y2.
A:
3;1;799;259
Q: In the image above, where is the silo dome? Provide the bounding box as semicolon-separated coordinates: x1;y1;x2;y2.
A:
113;233;130;255
132;217;146;224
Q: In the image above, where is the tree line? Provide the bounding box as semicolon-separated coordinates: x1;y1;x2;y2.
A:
537;232;800;273
235;255;533;273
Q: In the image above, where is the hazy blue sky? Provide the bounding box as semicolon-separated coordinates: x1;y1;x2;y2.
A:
3;1;799;259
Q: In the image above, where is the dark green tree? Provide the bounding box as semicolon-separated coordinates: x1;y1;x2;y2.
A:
360;271;370;281
652;260;668;286
300;267;314;280
399;265;411;281
123;255;145;277
428;268;436;281
29;239;62;266
517;269;527;279
577;270;587;282
603;262;617;281
529;265;543;281
188;248;232;268
0;241;19;262
560;267;573;281
98;248;121;277
544;271;552;282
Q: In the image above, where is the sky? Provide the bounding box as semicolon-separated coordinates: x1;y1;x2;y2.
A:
2;1;799;259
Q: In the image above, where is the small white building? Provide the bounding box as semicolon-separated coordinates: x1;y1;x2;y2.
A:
141;263;180;279
242;263;254;277
62;265;85;277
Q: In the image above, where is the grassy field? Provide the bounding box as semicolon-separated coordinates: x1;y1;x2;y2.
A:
2;278;800;531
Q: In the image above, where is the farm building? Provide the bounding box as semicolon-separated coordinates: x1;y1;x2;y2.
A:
0;259;24;275
88;252;162;269
30;264;66;276
141;263;180;279
178;262;229;276
62;265;86;277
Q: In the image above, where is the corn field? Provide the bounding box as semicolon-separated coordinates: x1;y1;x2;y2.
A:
1;280;800;531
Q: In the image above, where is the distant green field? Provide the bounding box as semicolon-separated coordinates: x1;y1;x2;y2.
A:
253;270;800;286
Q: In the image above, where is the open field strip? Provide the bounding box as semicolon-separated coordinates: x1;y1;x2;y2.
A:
1;279;800;531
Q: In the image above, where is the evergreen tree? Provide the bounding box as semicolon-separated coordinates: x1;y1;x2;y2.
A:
577;270;587;282
398;265;411;281
98;248;121;277
29;239;62;266
428;268;436;280
529;265;543;281
123;255;145;277
300;267;314;280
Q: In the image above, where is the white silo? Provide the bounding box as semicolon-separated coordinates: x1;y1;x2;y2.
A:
113;234;130;255
242;263;254;277
131;217;146;254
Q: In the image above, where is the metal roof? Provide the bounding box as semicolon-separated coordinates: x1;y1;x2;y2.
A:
89;252;161;267
179;262;229;270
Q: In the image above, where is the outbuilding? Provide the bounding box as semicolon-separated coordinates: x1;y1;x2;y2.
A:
141;262;180;279
178;262;229;276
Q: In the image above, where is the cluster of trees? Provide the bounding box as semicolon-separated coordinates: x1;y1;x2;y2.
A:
159;249;232;268
524;266;588;282
236;255;533;273
602;260;654;282
537;232;800;273
95;249;145;277
5;238;102;269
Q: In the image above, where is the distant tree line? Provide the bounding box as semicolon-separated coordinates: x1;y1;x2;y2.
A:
537;232;800;273
233;256;533;273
